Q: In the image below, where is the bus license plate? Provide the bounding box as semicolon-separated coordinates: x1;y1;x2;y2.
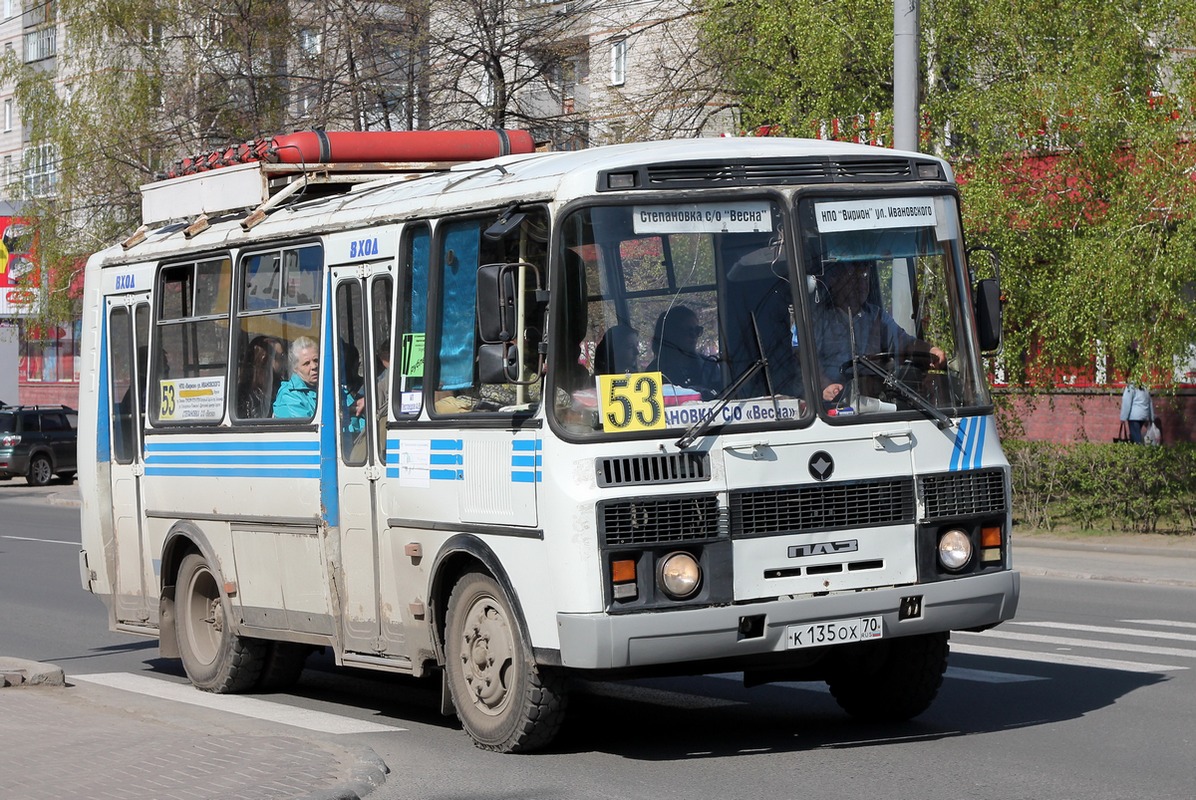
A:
786;616;883;649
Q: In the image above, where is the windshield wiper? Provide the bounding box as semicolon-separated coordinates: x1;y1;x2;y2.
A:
675;315;779;449
851;355;953;429
675;357;767;449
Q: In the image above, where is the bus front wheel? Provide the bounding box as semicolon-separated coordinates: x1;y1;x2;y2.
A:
176;552;266;693
826;631;949;722
444;571;568;753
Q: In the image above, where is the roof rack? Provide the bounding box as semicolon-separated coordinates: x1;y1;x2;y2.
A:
132;129;537;246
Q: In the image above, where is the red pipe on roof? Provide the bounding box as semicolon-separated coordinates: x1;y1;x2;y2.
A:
167;129;536;178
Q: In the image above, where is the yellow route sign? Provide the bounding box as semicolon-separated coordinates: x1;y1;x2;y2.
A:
596;371;666;432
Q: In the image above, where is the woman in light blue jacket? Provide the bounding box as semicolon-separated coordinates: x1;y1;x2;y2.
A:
1119;383;1154;445
273;336;364;433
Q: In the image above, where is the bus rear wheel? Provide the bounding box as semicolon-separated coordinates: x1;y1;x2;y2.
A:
826;631;949;722
444;571;567;753
176;552;266;693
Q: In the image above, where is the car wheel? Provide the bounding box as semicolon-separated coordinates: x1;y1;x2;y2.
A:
27;454;53;486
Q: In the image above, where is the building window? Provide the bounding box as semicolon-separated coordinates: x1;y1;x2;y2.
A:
3;0;13;21
299;28;321;57
23;143;57;197
610;39;626;86
24;26;56;63
3;155;12;191
3;99;11;132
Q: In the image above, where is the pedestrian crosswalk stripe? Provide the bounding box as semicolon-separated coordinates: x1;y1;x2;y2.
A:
972;628;1196;659
1010;620;1196;643
74;672;406;734
951;643;1186;674
1124;619;1196;631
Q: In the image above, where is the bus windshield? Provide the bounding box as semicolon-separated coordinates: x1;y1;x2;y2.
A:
553;193;989;437
799;194;990;419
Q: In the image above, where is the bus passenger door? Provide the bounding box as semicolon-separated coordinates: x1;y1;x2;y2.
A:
105;295;152;624
330;257;394;656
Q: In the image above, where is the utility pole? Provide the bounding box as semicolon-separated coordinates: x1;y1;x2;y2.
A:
893;0;919;152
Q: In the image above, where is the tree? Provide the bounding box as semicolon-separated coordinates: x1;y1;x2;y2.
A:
0;0;426;324
701;0;1196;386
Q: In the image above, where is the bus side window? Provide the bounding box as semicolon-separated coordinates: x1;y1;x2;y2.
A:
234;244;322;423
152;256;231;425
432;209;547;416
396;225;428;418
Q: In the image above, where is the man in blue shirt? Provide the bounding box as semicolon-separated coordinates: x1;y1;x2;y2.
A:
813;262;944;404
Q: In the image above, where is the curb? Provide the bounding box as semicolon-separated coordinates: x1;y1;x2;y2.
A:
0;657;66;687
1015;535;1196;559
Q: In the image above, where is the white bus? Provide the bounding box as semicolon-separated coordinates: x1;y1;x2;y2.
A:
78;132;1018;753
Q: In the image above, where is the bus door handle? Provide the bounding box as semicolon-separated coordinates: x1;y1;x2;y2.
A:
363;464;383;481
873;430;912;450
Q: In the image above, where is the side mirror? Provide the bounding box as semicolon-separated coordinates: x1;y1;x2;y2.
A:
476;262;547;384
974;278;1002;353
966;246;1003;354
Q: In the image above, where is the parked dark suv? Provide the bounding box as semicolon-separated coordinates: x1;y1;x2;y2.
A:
0;405;78;486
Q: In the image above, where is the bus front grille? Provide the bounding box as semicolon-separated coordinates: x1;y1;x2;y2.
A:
729;478;916;537
596;452;710;487
599;494;721;547
920;469;1007;520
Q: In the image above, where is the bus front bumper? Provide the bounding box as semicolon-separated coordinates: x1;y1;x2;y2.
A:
556;569;1019;670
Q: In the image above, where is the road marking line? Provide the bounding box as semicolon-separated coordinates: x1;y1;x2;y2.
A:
1125;619;1196;631
1011;620;1196;643
964;629;1196;659
945;665;1046;683
2;535;78;545
73;672;406;734
952;643;1186;673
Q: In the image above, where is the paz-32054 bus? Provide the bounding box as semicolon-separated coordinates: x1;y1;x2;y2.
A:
78;130;1018;752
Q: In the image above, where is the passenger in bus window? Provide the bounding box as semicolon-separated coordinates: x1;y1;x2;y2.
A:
237;335;285;419
594;324;639;375
646;306;721;399
813;261;944;403
273;336;366;430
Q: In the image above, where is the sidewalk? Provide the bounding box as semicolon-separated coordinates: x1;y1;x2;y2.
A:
0;659;389;800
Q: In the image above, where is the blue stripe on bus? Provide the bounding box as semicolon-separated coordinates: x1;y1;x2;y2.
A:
143;467;322;479
432;439;463;450
510;439;542;482
950;417;988;471
430;469;463;481
144;454;320;466
319;289;339;527
96;309;111;463
144;440;319;452
431;453;462;465
511;455;541;468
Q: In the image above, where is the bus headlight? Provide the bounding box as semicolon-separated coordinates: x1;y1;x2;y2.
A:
658;552;701;599
937;529;973;571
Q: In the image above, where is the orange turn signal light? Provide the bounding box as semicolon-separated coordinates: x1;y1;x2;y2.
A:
611;559;637;583
980;526;1002;547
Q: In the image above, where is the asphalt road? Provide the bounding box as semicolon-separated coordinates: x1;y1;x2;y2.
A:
3;484;1196;799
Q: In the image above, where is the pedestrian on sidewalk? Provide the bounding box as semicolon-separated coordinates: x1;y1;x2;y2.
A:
1119;382;1155;445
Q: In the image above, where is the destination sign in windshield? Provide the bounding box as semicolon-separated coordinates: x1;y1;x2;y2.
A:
814;197;937;232
633;201;773;234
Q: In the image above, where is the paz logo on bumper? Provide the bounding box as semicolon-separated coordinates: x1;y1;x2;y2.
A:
808;451;834;481
788;540;859;559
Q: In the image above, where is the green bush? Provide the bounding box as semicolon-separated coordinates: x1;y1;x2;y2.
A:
1004;440;1196;534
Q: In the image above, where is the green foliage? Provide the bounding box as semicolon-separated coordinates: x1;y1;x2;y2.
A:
1006;439;1196;533
700;0;1196;387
